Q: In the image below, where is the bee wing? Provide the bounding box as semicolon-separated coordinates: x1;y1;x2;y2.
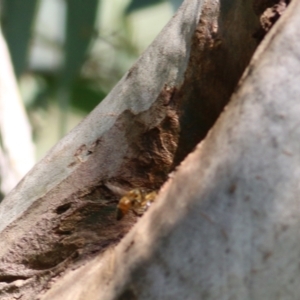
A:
104;182;128;197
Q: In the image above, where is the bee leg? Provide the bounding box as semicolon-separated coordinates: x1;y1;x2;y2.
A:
131;209;144;217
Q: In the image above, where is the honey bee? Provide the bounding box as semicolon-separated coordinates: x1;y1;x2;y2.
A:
104;182;157;220
116;189;157;220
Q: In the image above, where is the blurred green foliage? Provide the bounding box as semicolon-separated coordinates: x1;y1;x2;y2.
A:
126;0;164;14
0;0;181;158
71;78;107;112
1;0;37;77
63;0;98;86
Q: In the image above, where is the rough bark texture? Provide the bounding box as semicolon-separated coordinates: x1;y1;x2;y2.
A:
0;0;290;298
41;0;300;298
173;0;259;165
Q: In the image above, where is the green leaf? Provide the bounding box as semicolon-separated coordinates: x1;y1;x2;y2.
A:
1;0;38;77
58;0;99;136
71;78;106;112
63;0;99;86
125;0;164;14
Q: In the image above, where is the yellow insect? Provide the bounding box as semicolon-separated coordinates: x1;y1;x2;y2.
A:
116;189;157;220
104;183;157;220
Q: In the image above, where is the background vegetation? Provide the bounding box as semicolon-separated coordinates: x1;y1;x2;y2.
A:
1;0;181;160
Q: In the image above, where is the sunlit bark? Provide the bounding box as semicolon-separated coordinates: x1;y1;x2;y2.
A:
0;27;34;199
0;0;295;299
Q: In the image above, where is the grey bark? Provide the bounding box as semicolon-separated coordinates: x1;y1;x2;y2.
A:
0;0;292;299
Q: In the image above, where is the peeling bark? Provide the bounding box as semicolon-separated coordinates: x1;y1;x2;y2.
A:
42;0;300;299
0;0;292;298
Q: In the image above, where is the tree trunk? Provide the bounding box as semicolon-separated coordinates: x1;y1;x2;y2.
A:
0;0;294;299
0;26;35;199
